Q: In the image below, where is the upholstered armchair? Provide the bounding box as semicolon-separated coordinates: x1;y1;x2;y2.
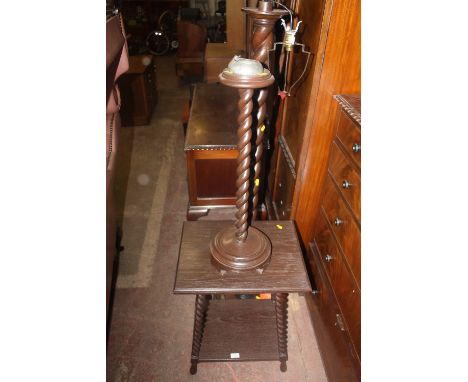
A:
106;13;129;319
175;20;207;78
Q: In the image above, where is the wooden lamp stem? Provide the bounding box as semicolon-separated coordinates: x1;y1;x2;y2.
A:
251;88;267;221
243;2;287;220
210;65;275;272
235;88;254;242
244;1;288;66
210;0;286;271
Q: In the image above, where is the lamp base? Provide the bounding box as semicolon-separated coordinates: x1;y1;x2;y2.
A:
210;226;272;272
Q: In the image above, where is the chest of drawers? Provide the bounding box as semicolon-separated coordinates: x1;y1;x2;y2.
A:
308;94;361;382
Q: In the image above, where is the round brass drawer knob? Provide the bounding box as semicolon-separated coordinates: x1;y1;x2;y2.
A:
342;179;351;189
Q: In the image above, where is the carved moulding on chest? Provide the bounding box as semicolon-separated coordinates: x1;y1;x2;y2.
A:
278;135;296;179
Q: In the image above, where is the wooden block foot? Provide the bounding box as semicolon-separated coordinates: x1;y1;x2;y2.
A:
187;206;209;221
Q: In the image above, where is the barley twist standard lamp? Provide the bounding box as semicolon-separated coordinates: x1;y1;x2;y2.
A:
173;5;312;375
209;56;275;273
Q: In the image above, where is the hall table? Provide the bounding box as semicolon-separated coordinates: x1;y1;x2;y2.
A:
173;220;311;374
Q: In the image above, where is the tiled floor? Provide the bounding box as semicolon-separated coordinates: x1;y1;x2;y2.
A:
107;54;328;382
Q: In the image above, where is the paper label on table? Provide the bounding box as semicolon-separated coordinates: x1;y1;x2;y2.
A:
230;353;240;359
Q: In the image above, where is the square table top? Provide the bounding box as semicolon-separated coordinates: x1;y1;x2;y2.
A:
173;220;311;294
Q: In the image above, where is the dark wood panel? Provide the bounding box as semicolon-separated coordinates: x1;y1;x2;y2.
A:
328;141;361;221
195;158;237;198
186;149;238;207
174;220;311;294
200;299;279;361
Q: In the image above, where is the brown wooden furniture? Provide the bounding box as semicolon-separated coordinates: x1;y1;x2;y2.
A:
185;83;239;220
175;20;207;78
308;94;360;382
119;55;156;126
173;220;311;374
263;1;361;380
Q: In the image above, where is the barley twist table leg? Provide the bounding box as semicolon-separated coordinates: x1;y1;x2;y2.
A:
275;293;289;372
190;294;209;375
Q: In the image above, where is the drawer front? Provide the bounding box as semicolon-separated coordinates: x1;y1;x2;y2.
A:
309;243;336;326
336;111;361;168
336;269;361;357
328;141;361;221
308;243;361;381
321;176;361;284
314;213;361;356
315;208;360;288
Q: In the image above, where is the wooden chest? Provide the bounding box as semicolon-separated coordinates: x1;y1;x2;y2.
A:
119;55;156;126
185;83;239;220
308;94;361;382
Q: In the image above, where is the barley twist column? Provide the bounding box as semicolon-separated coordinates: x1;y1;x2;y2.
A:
235;89;254;241
251;88;267;221
244;1;287;66
190;294;209;375
243;2;287;220
275;293;289;372
251;22;274;65
210;59;275;272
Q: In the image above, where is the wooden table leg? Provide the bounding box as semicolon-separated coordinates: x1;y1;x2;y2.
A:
190;294;209;375
275;293;289;372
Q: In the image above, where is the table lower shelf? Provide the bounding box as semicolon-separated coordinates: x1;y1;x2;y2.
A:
199;298;279;362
